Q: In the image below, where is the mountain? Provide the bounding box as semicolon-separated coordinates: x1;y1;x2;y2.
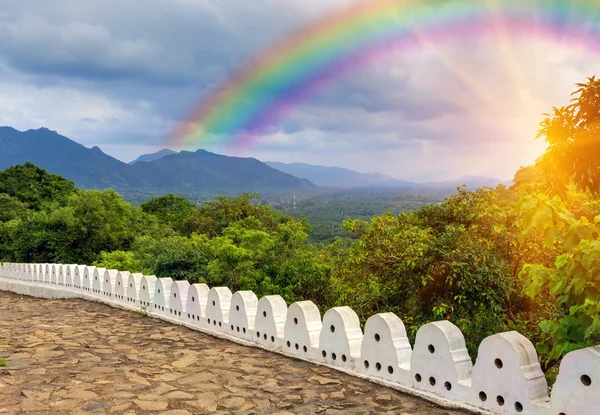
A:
129;148;178;164
131;150;315;192
0;127;315;198
266;162;397;188
0;127;147;189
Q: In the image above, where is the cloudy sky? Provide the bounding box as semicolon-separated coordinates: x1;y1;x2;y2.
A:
1;0;599;181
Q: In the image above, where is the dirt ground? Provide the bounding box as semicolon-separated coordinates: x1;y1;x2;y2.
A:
0;290;469;415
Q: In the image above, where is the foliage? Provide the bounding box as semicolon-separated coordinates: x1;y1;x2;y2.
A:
0;194;29;222
93;250;147;274
519;193;600;364
140;194;195;234
330;187;529;354
1;189;161;264
536;76;600;196
0;162;75;210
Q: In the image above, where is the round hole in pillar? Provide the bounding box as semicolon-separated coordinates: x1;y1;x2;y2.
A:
374;333;380;342
157;288;160;293
213;320;216;326
444;381;452;391
243;328;246;334
294;343;299;350
581;374;592;386
494;358;503;369
179;311;181;316
428;376;436;386
197;316;200;321
105;279;108;283
330;325;335;333
231;325;234;330
263;333;267;340
287;341;291;348
322;350;327;358
212;300;215;306
162;306;165;311
263;311;267;318
479;391;487;402
188;314;191;319
387;366;393;374
118;282;121;286
173;292;176;298
294;317;298;325
363;360;369;369
218;322;222;327
496;396;505;406
143;286;145;290
237;327;240;332
415;374;421;382
303;345;308;353
332;353;337;361
257;331;260;338
191;296;194;302
557;412;564;415
236;305;239;311
373;362;380;371
428;344;435;354
271;336;275;342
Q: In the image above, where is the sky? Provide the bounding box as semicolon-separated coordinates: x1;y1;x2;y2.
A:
1;0;599;181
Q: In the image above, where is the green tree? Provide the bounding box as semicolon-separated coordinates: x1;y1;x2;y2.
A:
140;194;195;234
0;163;76;210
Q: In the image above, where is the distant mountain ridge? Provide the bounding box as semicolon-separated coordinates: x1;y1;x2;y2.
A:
266;161;509;190
0;127;315;197
266;161;398;188
0;127;509;201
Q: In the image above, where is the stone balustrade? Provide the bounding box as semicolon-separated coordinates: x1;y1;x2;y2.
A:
0;262;597;415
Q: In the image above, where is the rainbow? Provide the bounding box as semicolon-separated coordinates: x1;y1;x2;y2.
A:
168;0;600;149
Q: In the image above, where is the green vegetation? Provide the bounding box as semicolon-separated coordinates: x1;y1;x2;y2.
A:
0;358;5;367
1;78;600;377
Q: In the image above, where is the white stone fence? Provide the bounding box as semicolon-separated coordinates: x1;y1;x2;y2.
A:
0;262;597;415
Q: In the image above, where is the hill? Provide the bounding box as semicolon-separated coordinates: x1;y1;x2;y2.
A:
265;161;397;188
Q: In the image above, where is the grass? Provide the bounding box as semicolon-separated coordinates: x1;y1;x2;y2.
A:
0;358;6;367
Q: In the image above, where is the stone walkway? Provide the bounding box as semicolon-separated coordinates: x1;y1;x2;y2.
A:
0;291;469;415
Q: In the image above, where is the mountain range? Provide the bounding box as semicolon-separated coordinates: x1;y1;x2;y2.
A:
0;126;510;200
0;127;314;198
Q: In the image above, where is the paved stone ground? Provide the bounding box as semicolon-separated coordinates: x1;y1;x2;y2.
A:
0;291;469;415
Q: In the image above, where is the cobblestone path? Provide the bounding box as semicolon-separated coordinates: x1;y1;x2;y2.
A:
0;291;469;415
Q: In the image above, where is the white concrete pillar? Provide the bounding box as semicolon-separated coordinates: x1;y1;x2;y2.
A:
169;280;190;321
284;300;322;359
470;331;548;414
255;295;287;350
228;291;258;340
126;273;144;306
205;287;232;332
319;306;363;369
360;313;412;384
411;321;473;402
185;283;209;324
139;275;157;308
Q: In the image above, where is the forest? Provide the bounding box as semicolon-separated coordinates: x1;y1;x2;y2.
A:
1;78;600;384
